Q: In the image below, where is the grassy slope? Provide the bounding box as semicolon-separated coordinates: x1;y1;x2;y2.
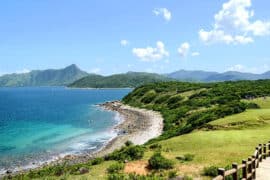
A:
45;98;270;180
141;97;270;177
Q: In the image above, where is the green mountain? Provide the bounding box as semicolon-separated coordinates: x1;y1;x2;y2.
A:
0;64;88;87
167;69;270;82
68;72;174;88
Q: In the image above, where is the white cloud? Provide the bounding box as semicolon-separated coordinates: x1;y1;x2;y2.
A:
199;0;270;44
120;40;129;46
16;69;30;74
153;8;172;21
178;42;190;57
191;52;200;56
227;64;245;71
90;68;101;74
132;41;169;62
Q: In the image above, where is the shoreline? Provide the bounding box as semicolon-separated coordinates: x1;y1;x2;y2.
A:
1;101;163;177
94;101;163;156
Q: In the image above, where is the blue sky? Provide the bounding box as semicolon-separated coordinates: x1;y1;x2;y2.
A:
0;0;270;75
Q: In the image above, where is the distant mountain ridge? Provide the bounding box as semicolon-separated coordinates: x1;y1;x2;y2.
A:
1;65;270;87
68;72;173;88
167;69;270;82
0;64;88;87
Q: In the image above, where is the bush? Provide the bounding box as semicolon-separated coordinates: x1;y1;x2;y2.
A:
107;162;124;174
125;140;134;147
91;157;104;165
168;170;177;178
246;102;260;109
141;91;157;104
149;143;162;150
148;152;173;170
203;166;218;177
108;145;145;161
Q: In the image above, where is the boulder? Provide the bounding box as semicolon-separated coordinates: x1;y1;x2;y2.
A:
79;167;89;174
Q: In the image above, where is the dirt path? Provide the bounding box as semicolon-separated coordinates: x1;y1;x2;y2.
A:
256;157;270;180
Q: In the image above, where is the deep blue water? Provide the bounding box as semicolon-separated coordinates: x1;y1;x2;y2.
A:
0;87;131;172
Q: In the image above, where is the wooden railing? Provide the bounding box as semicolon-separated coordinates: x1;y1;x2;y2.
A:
213;142;270;180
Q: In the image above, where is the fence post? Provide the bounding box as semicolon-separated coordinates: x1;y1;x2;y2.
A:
252;155;256;179
242;160;247;179
218;168;225;179
268;141;270;157
263;144;267;159
259;144;262;162
256;147;259;168
232;163;238;180
248;157;252;179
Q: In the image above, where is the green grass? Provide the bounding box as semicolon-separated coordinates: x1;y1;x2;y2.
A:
208;97;270;129
242;97;270;109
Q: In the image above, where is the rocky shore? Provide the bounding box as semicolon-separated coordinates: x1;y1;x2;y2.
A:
95;101;163;156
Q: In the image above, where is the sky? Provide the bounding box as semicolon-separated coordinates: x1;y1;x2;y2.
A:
0;0;270;75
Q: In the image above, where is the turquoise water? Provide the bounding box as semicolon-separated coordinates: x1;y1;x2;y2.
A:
0;87;131;172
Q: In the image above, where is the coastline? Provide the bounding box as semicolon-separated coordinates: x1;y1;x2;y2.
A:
1;101;163;177
94;101;163;157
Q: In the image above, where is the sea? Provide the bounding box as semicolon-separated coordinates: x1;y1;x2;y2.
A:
0;87;131;174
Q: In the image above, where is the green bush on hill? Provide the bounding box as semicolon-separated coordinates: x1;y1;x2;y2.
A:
123;80;270;141
106;144;145;161
148;152;173;170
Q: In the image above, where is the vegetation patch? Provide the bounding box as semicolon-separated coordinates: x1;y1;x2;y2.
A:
107;162;124;174
123;80;270;141
148;152;174;170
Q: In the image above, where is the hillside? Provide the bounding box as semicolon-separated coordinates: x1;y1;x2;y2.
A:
0;64;88;87
9;80;270;179
167;70;270;82
68;72;173;88
123;80;270;140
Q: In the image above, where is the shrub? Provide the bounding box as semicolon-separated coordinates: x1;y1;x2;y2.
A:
91;157;104;165
154;95;170;104
168;170;177;178
203;166;218;177
125;140;134;147
141;91;157;104
148;152;173;170
246;102;260;109
107;145;145;161
149;143;162;150
107;162;124;174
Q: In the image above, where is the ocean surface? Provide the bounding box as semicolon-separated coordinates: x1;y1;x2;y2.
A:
0;87;131;173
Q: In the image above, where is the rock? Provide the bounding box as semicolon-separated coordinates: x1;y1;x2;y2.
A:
6;170;12;174
124;159;129;163
79;167;89;174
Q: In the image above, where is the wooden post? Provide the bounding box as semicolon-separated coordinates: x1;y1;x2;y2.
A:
232;163;238;180
252;155;256;179
248;157;252;179
256;147;259;168
218;168;225;179
242;160;247;179
263;144;267;159
268;141;270;157
259;144;262;162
